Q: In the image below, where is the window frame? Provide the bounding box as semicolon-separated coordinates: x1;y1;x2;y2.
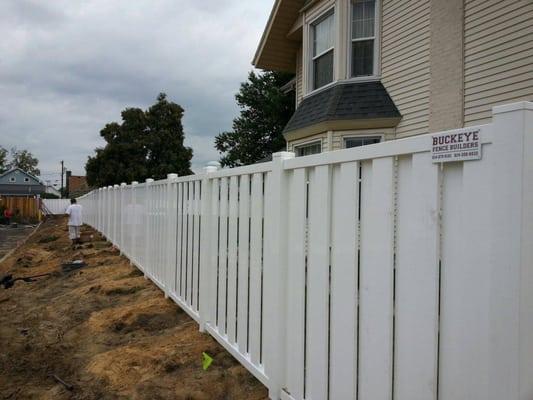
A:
24;177;30;183
343;134;383;148
348;0;380;80
9;177;16;183
294;140;323;157
308;7;336;92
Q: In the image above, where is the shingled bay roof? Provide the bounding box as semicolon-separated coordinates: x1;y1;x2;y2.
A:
284;81;402;134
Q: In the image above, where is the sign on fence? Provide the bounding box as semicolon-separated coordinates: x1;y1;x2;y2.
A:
431;128;481;163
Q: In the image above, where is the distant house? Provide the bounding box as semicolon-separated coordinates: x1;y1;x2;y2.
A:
0;168;45;197
45;185;61;198
66;171;90;197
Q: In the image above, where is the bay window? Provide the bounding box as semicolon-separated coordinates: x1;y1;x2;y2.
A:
344;136;381;148
351;0;376;77
295;141;322;156
311;10;335;90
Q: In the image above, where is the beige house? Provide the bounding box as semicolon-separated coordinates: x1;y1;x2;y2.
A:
253;0;533;156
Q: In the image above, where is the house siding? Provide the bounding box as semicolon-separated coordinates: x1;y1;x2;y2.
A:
296;46;304;106
463;0;533;126
381;0;432;138
0;169;41;185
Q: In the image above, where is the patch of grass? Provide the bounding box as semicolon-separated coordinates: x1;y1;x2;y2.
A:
38;235;59;244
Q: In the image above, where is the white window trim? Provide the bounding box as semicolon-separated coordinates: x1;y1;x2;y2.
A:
347;0;381;79
9;177;16;182
302;0;381;98
294;140;323;156
343;134;384;148
307;6;336;95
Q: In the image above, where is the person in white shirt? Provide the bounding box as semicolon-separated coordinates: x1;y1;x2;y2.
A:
65;198;83;247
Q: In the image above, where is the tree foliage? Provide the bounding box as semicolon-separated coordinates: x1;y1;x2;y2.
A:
215;70;295;167
86;93;193;187
0;147;7;174
0;146;40;176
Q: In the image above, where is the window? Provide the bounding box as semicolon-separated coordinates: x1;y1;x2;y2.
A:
351;0;376;77
24;177;30;182
295;141;322;157
344;136;381;148
311;10;335;90
9;177;16;183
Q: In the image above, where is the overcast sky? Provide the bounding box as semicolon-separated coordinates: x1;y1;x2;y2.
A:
0;0;272;184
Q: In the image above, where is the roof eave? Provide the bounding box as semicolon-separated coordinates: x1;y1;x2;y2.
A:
252;0;282;68
252;0;303;73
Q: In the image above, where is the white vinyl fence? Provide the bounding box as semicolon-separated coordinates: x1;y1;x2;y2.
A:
42;199;71;215
78;102;533;400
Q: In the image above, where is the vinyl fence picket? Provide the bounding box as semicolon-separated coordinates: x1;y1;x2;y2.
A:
358;158;395;400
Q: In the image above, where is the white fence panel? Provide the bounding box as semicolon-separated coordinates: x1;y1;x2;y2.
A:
76;102;533;400
329;161;359;400
394;153;440;400
284;168;307;400
42;199;71;215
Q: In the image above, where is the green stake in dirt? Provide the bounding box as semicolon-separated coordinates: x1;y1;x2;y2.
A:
202;352;213;371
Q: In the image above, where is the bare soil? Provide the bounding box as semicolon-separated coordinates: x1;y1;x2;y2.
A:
0;216;268;400
0;225;35;260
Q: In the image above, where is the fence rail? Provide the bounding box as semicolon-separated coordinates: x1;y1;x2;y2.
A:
78;102;533;400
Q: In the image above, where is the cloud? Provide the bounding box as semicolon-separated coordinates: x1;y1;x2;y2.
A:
0;0;272;181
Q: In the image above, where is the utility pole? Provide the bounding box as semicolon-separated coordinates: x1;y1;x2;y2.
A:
60;160;64;198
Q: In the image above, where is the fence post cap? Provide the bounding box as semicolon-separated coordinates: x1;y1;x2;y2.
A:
131;181;139;186
145;178;154;183
167;173;178;180
120;183;127;187
203;165;218;174
113;184;120;189
272;151;295;160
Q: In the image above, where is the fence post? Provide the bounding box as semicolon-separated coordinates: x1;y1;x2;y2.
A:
120;183;127;254
165;174;178;299
113;184;120;246
264;151;294;400
96;188;101;232
489;101;533;400
131;181;139;266
144;178;154;279
199;164;219;332
107;186;113;240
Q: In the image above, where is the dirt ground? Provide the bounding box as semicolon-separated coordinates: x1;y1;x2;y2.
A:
0;216;268;400
0;225;36;260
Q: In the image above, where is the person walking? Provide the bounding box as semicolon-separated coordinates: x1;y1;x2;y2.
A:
66;198;83;248
3;208;13;226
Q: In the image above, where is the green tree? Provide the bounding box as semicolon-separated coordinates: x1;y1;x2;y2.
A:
86;93;193;187
0;146;7;174
9;148;40;176
145;94;193;179
215;70;295;167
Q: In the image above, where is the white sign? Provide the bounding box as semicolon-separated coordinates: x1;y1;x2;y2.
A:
431;128;481;163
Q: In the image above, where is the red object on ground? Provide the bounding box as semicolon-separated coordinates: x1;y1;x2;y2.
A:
4;209;13;219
